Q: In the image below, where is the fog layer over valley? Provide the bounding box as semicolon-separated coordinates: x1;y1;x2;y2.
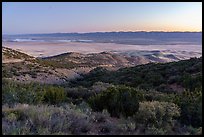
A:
2;42;201;62
3;32;202;63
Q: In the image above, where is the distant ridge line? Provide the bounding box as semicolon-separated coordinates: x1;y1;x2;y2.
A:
3;31;202;36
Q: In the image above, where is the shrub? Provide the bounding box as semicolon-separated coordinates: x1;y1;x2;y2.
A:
88;85;144;118
2;104;71;135
65;86;90;99
2;69;13;78
2;79;66;105
69;118;91;134
134;101;180;128
174;89;202;127
43;86;66;104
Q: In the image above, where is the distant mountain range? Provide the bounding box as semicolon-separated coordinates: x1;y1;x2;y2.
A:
3;31;202;45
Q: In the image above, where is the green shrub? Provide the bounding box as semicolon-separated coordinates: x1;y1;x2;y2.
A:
88;85;144;118
134;101;180;128
43;86;66;104
2;79;66;105
174;89;202;127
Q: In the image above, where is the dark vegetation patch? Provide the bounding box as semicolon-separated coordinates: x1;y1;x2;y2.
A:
70;57;202;93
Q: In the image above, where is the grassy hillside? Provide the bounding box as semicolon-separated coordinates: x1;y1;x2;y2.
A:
39;51;149;69
2;47;34;61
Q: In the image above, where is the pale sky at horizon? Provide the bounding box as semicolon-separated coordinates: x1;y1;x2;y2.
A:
2;2;202;34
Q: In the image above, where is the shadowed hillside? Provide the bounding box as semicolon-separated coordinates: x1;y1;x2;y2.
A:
70;57;202;93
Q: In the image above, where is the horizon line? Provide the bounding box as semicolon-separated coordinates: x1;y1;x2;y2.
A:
3;30;202;35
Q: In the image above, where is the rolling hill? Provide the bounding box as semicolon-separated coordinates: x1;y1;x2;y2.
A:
70;57;202;93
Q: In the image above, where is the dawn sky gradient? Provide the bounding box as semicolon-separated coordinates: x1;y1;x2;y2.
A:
2;2;202;34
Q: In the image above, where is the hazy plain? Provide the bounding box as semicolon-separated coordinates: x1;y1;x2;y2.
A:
2;41;202;61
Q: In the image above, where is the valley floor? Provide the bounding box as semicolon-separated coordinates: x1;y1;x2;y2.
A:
2;41;202;60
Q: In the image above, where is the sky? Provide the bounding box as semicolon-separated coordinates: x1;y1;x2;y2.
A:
2;2;202;34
